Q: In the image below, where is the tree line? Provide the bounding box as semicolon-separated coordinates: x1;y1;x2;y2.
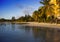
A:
0;0;60;23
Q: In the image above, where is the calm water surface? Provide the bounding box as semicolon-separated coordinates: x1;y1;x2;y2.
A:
0;23;60;42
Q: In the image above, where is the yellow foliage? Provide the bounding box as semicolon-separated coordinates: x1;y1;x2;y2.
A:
49;0;59;17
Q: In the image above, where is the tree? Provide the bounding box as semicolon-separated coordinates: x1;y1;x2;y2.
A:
57;0;60;16
12;17;15;22
17;15;33;22
40;0;54;22
24;15;34;22
17;16;25;22
38;6;47;22
32;10;40;22
0;18;6;22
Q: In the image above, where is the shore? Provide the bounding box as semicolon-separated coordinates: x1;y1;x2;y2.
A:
1;22;60;28
14;22;60;28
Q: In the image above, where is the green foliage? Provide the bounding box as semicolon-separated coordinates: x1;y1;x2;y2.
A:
0;18;6;22
11;17;16;22
0;0;58;23
17;15;34;22
16;0;55;23
32;10;39;22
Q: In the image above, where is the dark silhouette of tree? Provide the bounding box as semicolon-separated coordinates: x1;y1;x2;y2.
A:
40;0;54;22
11;17;15;22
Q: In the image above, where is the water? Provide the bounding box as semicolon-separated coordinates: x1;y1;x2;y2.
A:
0;23;60;42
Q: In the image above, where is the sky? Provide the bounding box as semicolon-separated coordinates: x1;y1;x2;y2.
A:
0;0;42;19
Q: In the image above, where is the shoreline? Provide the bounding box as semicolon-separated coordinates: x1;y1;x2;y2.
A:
13;22;60;28
0;22;60;28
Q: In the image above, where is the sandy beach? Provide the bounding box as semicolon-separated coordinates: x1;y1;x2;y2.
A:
14;22;60;28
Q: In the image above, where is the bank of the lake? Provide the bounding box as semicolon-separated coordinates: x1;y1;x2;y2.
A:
11;22;60;28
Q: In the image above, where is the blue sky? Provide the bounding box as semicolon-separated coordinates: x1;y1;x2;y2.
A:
0;0;42;19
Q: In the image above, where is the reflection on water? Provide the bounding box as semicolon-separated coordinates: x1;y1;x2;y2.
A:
11;23;16;31
0;23;60;42
46;28;60;42
32;28;60;42
32;28;47;42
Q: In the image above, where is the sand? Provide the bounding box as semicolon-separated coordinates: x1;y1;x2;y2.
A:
18;22;60;28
